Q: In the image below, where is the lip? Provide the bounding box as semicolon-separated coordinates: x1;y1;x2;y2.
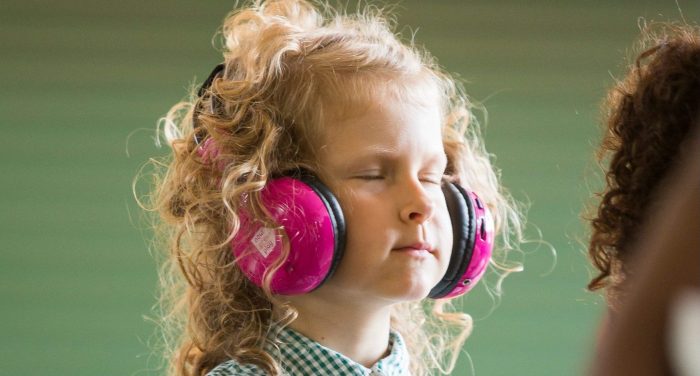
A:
393;242;436;253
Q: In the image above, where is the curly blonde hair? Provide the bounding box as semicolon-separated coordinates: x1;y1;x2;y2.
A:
142;1;523;375
588;23;700;307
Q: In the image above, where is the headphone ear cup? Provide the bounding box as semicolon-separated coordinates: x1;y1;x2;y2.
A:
428;182;494;299
231;175;345;295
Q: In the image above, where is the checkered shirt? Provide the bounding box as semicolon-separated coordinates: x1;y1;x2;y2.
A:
207;327;411;376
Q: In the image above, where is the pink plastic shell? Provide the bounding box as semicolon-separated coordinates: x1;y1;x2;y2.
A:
441;191;494;298
231;177;337;295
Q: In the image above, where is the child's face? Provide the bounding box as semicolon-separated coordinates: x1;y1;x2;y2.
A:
315;95;453;304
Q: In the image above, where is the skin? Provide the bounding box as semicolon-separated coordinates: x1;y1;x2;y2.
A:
590;131;700;375
283;91;453;367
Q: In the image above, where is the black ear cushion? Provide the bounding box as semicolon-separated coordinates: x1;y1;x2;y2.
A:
296;173;346;287
428;182;477;299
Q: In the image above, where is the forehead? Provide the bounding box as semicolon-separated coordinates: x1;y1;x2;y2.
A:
317;93;445;164
321;73;444;119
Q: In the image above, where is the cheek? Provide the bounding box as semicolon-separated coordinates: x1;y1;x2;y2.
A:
433;204;454;254
335;192;387;250
336;186;390;219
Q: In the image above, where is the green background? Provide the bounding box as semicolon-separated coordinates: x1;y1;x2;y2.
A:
2;1;697;375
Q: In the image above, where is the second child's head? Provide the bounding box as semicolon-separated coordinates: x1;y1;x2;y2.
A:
153;1;521;374
588;23;700;308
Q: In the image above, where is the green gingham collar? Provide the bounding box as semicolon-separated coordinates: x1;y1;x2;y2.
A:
207;326;411;376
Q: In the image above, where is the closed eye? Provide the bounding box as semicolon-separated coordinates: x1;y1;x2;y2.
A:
355;175;384;180
420;176;442;185
419;170;445;185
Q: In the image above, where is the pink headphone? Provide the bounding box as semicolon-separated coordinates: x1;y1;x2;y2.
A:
195;64;494;299
231;174;494;299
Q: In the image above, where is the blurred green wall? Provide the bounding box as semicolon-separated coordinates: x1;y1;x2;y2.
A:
2;1;697;375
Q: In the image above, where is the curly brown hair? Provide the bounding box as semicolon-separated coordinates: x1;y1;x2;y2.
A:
588;23;700;306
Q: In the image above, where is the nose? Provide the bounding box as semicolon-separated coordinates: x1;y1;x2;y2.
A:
399;180;435;224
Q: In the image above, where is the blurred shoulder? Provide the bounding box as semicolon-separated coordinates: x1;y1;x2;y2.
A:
206;359;270;376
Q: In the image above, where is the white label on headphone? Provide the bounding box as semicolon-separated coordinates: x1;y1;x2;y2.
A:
252;227;276;258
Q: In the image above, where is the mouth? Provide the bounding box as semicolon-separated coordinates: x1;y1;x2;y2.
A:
393;242;436;255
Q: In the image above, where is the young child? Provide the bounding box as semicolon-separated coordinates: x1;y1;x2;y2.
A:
589;119;700;376
148;1;522;375
587;23;700;312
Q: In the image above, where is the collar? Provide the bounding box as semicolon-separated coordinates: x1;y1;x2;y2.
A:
266;326;411;376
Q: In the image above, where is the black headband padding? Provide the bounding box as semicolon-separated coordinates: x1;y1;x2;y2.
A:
193;64;226;145
197;63;226;97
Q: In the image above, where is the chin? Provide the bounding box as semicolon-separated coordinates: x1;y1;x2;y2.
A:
385;277;439;302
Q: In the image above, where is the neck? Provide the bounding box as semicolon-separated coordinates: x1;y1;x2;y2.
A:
280;292;393;368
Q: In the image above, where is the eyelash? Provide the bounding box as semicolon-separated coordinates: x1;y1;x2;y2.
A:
420;177;442;185
357;175;384;180
355;175;442;185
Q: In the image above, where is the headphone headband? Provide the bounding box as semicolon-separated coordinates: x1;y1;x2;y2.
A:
193;64;226;145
